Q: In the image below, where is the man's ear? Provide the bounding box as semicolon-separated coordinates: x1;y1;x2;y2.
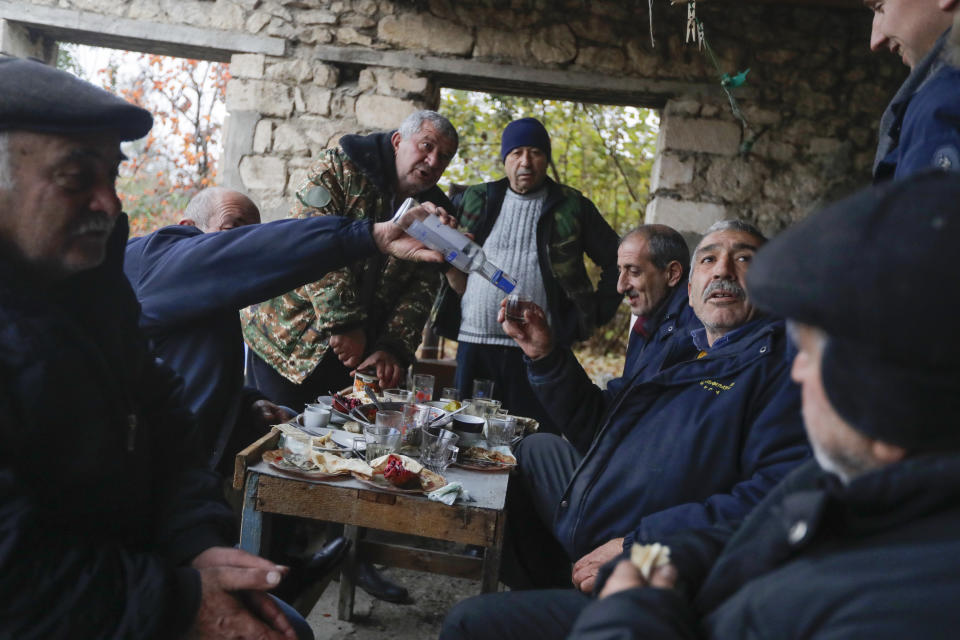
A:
665;261;684;288
178;219;196;227
391;130;402;154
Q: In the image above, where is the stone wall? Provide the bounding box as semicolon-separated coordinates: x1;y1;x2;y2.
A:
8;0;904;234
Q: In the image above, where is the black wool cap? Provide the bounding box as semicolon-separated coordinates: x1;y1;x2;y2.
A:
747;171;960;451
0;56;152;141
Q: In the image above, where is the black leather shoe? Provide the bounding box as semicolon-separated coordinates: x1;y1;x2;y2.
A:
274;536;350;602
355;560;410;604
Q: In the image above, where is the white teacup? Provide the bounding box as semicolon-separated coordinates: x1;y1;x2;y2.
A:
303;404;331;432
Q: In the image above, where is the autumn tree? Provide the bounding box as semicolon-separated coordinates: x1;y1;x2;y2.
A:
73;47;230;236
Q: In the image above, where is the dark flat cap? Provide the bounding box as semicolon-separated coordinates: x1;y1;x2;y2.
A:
0;57;152;141
747;171;960;450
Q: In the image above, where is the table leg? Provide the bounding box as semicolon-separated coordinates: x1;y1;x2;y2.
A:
337;524;360;621
480;511;506;592
239;472;263;555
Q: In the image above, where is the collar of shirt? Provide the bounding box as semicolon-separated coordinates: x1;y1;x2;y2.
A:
691;319;758;353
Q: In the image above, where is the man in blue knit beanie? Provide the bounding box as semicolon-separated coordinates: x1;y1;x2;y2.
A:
431;116;620;434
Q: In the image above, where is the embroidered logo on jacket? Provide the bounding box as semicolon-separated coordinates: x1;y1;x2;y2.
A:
700;379;736;395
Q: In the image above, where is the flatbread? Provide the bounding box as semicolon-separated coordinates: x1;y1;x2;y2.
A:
367;454;445;491
462;446;517;465
313;432;335;448
311;451;373;478
629;543;671;580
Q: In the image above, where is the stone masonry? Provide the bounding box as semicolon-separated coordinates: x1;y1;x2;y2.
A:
4;0;903;234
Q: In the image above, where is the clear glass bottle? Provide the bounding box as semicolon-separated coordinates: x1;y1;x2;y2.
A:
392;197;517;293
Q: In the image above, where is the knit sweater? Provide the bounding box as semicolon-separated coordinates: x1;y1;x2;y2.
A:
458;187;549;346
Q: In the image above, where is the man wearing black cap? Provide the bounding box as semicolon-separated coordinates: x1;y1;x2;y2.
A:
0;57;304;639
431;117;620;433
563;171;960;639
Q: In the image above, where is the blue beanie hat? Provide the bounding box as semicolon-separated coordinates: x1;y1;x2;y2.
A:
500;117;551;161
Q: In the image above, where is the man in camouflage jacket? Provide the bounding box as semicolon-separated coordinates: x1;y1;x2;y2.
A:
432;118;619;433
242;111;458;409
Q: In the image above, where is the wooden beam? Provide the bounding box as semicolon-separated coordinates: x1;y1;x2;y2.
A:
311;44;733;107
0;1;285;61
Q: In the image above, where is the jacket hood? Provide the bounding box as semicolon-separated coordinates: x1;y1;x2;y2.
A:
339;130;398;194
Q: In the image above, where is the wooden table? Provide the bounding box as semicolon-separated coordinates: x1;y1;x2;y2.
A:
234;428;509;620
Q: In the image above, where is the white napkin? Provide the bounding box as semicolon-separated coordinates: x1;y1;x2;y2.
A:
427;481;473;505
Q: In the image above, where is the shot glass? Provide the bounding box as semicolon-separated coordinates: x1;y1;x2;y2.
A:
505;293;532;323
440;387;461;403
472;378;495;399
413;373;436;403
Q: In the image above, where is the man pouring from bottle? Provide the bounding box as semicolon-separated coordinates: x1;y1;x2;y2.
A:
430;117;620;434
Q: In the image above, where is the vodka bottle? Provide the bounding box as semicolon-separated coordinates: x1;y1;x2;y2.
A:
392;197;517;294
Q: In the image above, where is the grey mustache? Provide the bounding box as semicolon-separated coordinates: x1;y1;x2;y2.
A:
703;280;744;301
70;215;115;236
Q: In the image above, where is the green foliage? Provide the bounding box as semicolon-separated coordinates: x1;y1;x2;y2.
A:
440;89;659;236
440;90;659;356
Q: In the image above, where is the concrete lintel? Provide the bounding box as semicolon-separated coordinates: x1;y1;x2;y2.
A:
0;1;285;61
312;44;736;107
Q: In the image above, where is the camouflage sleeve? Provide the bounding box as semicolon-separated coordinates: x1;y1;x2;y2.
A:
295;149;377;333
370;261;439;365
579;196;622;327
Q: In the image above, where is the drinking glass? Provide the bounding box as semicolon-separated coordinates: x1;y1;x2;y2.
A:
362;424;401;461
420;427;460;474
505;293;532;323
413;373;436;402
281;433;312;467
383;388;414;403
440;387;461;402
400;403;431;447
486;415;517;446
472;378;495;399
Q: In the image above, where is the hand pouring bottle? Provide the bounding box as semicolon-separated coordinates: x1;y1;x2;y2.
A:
392;197;517;294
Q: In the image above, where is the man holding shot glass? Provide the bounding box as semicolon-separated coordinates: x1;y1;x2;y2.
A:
431;118;620;434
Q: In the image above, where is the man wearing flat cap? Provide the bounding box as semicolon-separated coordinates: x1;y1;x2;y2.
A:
561;171;960;639
432;117;620;433
0;57;308;639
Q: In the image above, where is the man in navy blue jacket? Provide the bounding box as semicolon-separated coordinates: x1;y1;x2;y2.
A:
567;171;960;640
125;187;447;473
441;220;809;639
868;0;960;180
605;224;699;400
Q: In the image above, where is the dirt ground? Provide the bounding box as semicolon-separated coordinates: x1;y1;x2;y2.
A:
304;567;481;638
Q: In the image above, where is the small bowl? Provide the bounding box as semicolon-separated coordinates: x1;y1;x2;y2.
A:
452;414;485;446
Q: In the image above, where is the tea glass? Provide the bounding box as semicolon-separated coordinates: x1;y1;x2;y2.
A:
412;373;435;402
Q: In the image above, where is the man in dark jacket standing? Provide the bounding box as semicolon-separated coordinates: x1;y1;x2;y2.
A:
441;220;809;639
869;0;960;180
0;57;299;640
566;171;960;640
432;117;620;433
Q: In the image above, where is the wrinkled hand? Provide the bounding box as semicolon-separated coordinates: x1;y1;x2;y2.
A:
351;350;402;389
249;399;295;430
497;298;554;360
187;548;294;640
598;559;679;599
572;538;625;594
329;328;366;368
373;201;456;263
